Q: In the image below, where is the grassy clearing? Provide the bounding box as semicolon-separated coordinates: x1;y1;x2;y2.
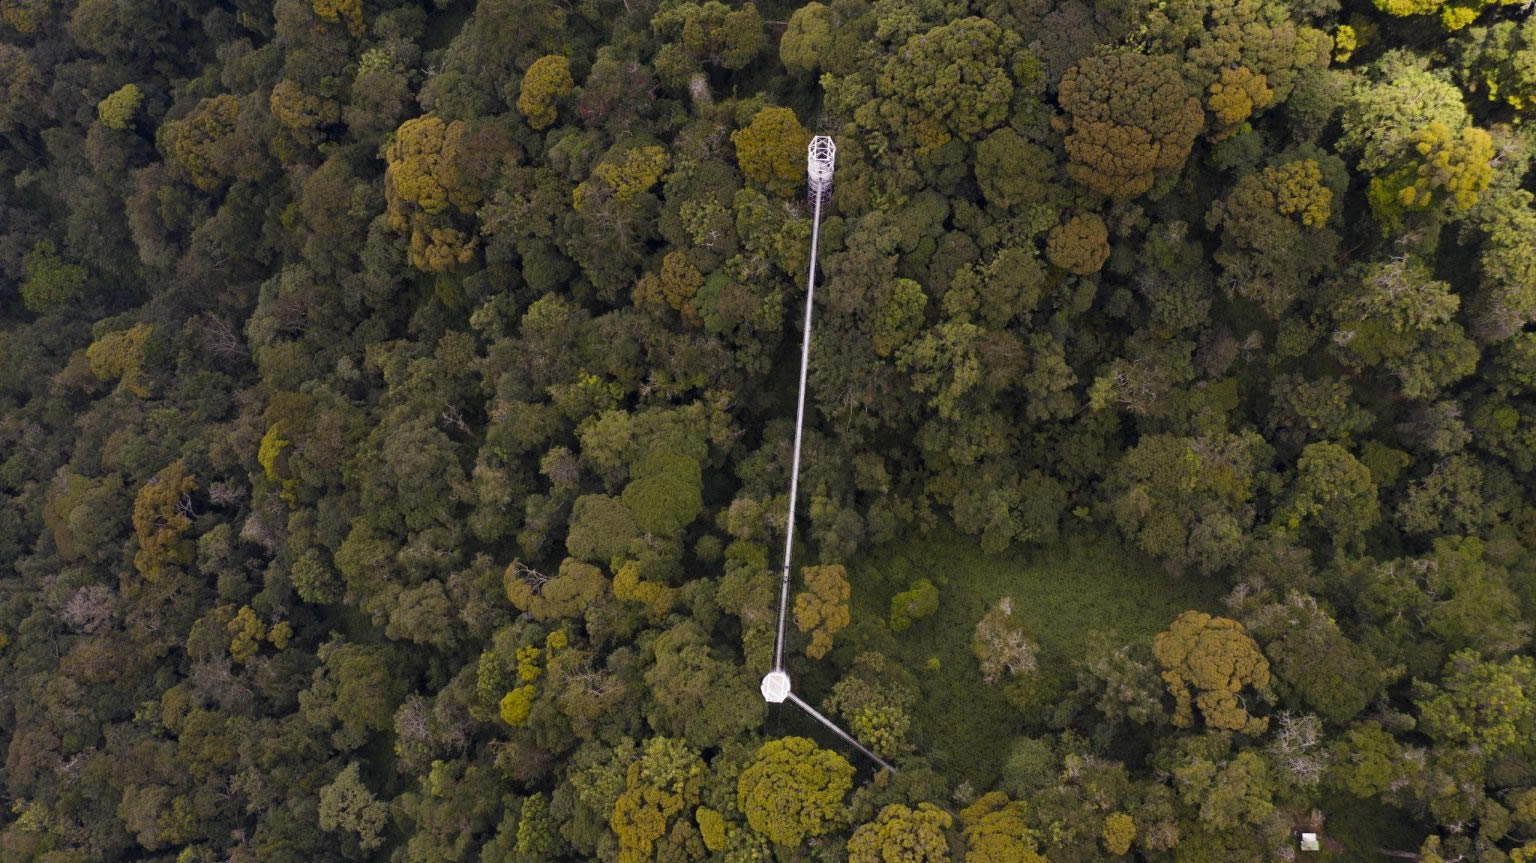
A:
809;526;1225;789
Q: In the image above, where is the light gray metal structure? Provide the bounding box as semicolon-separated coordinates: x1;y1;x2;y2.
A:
786;692;897;773
759;136;897;775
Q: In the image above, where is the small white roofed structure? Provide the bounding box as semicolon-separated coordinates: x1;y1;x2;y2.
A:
807;136;836;203
1299;833;1320;852
760;670;791;703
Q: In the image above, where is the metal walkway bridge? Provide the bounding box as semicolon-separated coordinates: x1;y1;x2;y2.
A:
758;136;896;775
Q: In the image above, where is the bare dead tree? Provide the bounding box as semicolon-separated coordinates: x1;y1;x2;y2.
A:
511;561;553;596
61;584;117;634
440;403;470;435
203;313;249;362
207;480;246;508
176;490;200;522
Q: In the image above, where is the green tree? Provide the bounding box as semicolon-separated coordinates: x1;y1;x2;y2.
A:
621;448;704;536
890;577;939;632
1242;592;1385;725
317;763;389;852
737;737;854;846
780;2;834;75
872;17;1020;152
1107;432;1265;574
1340;55;1469;173
566;494;641;562
1273;442;1380;549
871;278;928;358
1415;650;1536;755
643;621;763;746
973;127;1063;213
20;239;87;313
652;0;763;78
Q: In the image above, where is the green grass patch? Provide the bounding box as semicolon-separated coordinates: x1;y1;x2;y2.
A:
1313;793;1423;861
816;526;1224;789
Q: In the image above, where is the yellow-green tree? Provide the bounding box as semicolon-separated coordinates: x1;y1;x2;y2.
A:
847;803;952;863
269;79;340;149
86;322;154;397
1206;66;1273;141
385;115;481;218
574;145;671;212
384;114;484;271
227;605;267;663
1367;122;1492;234
793;563;850;659
1373;0;1522;31
97;83;143;130
517;55;574;130
161;94;241;193
1218;160;1333;232
1153;611;1273;735
132;460;197;581
737;737;853;846
957;792;1047;863
611;738;706;863
731;106;810;198
1207;159;1335;317
1102;812;1135;855
312;0;362;35
1;0;47;34
890;578;939;632
505;558;609;621
613;559;679;622
1057;52;1204;199
633;250;704;325
1045;213;1110;275
499;685;536;725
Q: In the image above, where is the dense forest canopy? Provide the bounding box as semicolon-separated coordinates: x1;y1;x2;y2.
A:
3;0;1536;859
